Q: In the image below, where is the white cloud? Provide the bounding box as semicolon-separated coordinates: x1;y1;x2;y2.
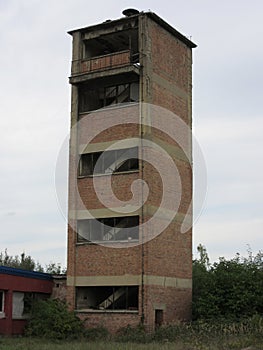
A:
194;216;263;263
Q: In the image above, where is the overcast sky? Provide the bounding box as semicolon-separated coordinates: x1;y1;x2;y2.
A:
0;0;262;267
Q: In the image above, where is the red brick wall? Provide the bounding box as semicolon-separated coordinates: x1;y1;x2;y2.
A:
75;244;142;276
150;21;192;95
141;17;193;328
81;50;131;74
143;285;192;331
78;105;139;145
78;312;140;333
143;223;192;278
142;159;192;211
77;172;139;210
152;84;189;124
67;285;75;310
67;14;193;330
51;278;67;301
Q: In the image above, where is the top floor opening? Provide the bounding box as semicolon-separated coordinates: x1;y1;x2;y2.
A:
83;28;139;64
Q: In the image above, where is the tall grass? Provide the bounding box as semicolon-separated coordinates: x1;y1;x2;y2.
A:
153;315;263;349
0;316;262;350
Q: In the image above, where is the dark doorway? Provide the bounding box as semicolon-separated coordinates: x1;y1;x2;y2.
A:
155;309;163;329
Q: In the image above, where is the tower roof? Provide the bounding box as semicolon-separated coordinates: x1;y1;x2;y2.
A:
68;11;197;49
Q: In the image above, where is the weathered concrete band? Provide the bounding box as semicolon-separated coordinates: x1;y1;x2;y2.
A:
67;274;192;289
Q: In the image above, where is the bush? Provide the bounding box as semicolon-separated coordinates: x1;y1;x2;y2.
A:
193;246;263;320
153;323;188;342
84;326;109;341
25;299;84;340
154;317;263;347
115;324;150;343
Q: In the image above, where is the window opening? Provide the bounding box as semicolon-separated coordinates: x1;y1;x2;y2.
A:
12;292;48;319
77;215;139;243
0;291;4;316
83;29;138;61
79;147;138;176
79;82;139;113
76;286;138;311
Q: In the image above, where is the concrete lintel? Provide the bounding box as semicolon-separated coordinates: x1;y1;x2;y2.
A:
143;275;192;289
69;207;140;220
69;65;140;84
68;16;138;37
152;72;188;101
67;275;140;286
153;303;166;311
144;205;191;225
79;136;189;163
144;136;189;163
79;138;140;154
82;21;138;40
69;206;191;225
67;274;192;289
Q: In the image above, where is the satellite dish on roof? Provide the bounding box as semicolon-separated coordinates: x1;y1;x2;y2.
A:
122;8;139;17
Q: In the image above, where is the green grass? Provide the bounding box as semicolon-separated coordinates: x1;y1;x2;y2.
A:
1;317;263;350
0;337;262;350
0;339;183;350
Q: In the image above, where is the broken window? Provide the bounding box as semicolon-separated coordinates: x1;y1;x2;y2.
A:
12;292;48;319
12;292;24;318
102;83;137;106
0;291;4;317
83;28;139;61
76;286;138;311
77;215;139;243
79;147;138;176
79;82;139;113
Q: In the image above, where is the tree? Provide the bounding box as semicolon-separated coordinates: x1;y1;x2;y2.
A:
0;249;43;271
192;245;220;319
0;249;66;274
192;245;263;320
211;252;263;319
196;243;210;268
44;262;66;275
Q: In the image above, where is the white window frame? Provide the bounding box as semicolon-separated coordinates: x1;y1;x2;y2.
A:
12;292;25;319
0;290;5;318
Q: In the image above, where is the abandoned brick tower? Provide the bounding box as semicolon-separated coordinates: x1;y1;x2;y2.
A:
67;9;196;331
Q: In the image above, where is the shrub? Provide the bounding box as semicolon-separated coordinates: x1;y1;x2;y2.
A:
84;326;109;341
193;246;263;320
153;323;185;342
25;299;84;340
115;324;150;343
